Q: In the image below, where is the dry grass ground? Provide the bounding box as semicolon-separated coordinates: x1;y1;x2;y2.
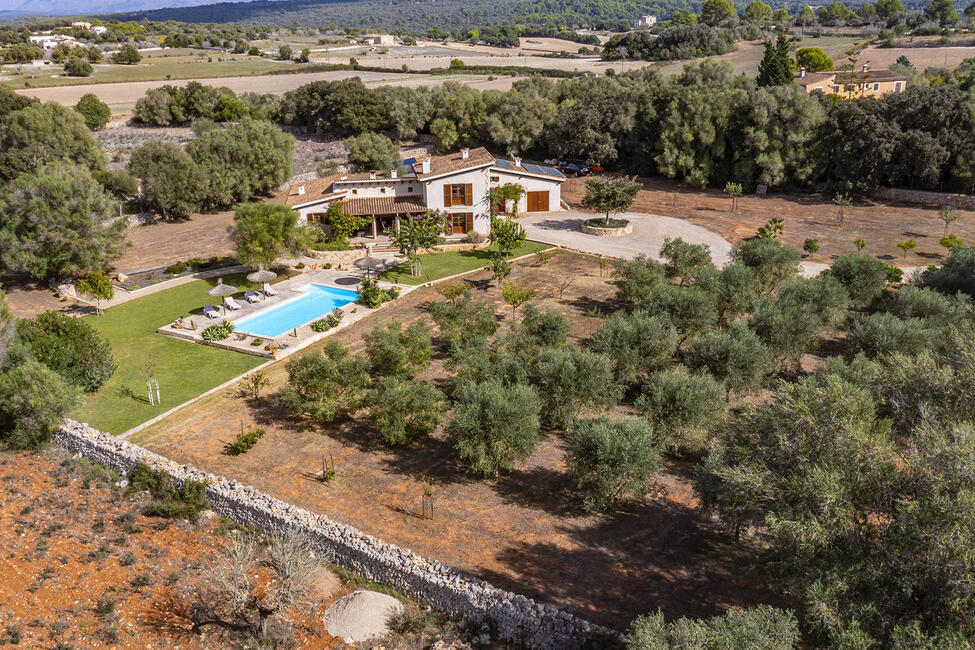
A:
130;251;776;630
561;176;975;267
0;448;348;648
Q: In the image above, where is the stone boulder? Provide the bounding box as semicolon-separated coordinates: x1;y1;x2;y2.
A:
322;589;405;643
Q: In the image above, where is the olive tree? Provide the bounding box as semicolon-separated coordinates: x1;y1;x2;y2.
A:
280;341;371;422
363;320;432;378
449;379;541;476
530;346;620;429
369;376;445;445
565;417;662;511
635;367;727;453
581;175;642;225
591;311;679;386
685;320;771;396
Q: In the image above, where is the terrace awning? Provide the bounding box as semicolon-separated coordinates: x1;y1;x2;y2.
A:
342;196;427;217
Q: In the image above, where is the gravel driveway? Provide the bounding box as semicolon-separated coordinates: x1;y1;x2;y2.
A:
519;210;734;266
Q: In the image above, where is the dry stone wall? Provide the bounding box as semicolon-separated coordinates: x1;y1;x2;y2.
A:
874;187;975;210
54;419;617;649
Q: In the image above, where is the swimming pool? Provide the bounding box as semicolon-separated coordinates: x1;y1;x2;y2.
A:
232;284;359;338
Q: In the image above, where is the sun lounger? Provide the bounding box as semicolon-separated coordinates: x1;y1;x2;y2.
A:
203;305;220;320
224;296;242;311
263;283;279;296
244;290;261;304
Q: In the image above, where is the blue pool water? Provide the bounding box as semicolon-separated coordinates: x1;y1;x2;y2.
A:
233;284;359;338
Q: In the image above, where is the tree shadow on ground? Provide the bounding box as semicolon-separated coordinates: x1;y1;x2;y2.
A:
529;218;588;232
474;497;776;630
490;465;586;518
379;434;473;488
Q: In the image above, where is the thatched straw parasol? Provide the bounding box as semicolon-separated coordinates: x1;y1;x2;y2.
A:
354;256;386;278
246;267;278;284
207;278;238;314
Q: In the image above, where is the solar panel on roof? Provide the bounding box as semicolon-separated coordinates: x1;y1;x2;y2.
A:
402;157;417;166
494;158;515;169
523;162;565;178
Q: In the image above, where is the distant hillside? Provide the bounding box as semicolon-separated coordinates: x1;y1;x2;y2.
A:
2;0;219;18
99;0;679;30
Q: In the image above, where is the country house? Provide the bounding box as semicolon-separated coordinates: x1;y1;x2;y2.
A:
795;63;907;98
285;147;565;238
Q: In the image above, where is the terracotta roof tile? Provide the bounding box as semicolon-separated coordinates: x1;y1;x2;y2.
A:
284;174;343;206
411;147;495;179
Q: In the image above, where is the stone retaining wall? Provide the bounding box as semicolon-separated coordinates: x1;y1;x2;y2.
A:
874;187;975;210
54;419;616;649
581;221;633;237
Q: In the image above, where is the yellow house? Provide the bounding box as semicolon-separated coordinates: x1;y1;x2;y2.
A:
795;64;907;98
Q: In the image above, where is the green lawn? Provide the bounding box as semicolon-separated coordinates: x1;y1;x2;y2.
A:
381;241;552;285
70;272;268;435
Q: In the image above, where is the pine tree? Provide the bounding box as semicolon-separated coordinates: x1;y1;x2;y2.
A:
756;35;793;87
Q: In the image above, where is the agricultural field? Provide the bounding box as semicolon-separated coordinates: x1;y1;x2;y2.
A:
0;51;294;90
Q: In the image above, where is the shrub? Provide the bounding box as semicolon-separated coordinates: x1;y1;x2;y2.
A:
847;312;933;358
731;238;801;294
623;606;800;649
530;346;620;429
128;462;209;520
225;428;265;454
164;261;188;275
883;285;971;327
370;376;445;445
449;379;541;476
565;416;662;511
803;238;820;254
64;56;92;77
638;283;718;342
363;320;432;378
358;277;399;308
448;338;533;390
16;311;116;391
685;320;770;396
613;255;666;307
310;314;341;332
636;367;727;454
0;358;81;449
428;294;498;351
517;303;569;348
201;320;234;343
74;93;110;129
828;253;889;308
280;341;371;422
591;311;679;386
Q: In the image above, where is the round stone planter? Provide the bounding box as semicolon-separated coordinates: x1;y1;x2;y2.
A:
581;219;633;237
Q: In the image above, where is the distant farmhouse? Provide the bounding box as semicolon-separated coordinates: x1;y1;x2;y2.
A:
361;34;396;46
285;147;565;238
28;33;79;50
796;64;907;98
634;15;657;28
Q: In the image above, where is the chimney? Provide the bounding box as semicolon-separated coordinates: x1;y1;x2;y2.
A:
513;156;522;168
369;171;376;180
862;63;869;73
421;158;431;174
461;148;469;160
297;185;305;196
391;169;397;179
799;66;806;78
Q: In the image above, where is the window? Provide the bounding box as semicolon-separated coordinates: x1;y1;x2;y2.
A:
351;189;358;195
380;187;387;193
872;83;880;91
307;212;326;224
407;186;414;193
832;85;840;93
894;81;903;92
490;175;499;182
444;183;473;207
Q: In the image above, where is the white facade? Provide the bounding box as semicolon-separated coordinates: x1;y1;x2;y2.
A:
286;148;564;236
634;15;657;28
